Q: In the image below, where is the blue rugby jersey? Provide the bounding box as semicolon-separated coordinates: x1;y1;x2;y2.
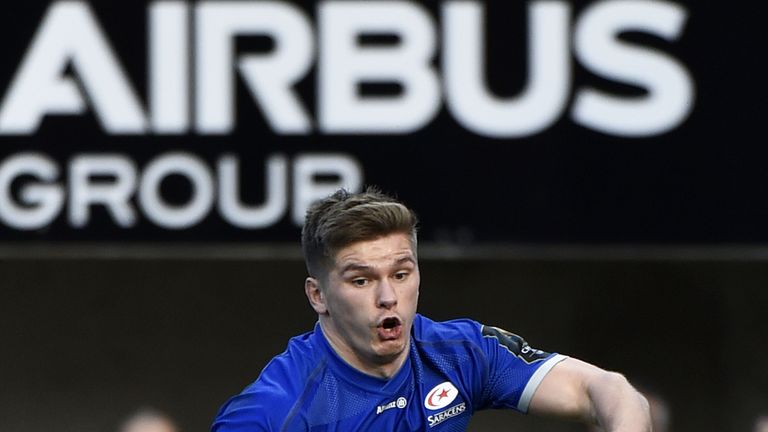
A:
212;314;567;431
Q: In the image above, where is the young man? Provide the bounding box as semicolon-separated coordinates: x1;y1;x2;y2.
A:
212;188;651;431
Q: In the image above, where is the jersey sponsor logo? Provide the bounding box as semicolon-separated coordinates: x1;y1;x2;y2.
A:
397;397;407;409
424;381;458;410
481;325;550;364
427;402;466;428
376;397;407;414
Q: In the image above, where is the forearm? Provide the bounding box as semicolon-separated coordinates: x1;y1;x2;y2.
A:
587;372;652;432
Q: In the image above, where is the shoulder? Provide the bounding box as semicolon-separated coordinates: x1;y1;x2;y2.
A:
411;314;489;373
412;313;485;344
249;331;321;397
212;331;324;431
412;314;559;372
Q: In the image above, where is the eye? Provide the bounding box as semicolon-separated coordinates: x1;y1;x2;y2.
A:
352;278;368;287
393;271;408;281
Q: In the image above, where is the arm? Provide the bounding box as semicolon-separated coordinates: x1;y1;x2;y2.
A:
528;357;651;432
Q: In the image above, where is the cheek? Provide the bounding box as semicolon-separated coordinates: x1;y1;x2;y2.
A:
411;273;421;294
402;282;420;304
329;291;366;316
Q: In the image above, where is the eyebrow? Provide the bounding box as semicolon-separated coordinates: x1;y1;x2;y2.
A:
338;255;416;275
338;263;372;275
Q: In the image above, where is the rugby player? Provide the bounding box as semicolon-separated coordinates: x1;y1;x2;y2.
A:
212;187;650;431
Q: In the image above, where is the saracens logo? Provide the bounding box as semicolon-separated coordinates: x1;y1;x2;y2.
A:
424;381;458;410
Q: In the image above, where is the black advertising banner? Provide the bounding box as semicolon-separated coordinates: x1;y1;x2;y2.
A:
0;0;764;244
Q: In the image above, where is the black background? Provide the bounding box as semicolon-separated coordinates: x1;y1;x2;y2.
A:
1;0;766;244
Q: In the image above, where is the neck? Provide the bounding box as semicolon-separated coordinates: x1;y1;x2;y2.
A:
318;319;408;379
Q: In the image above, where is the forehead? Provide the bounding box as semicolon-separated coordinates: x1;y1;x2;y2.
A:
333;233;416;269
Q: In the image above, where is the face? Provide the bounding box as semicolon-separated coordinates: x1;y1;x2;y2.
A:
306;232;420;377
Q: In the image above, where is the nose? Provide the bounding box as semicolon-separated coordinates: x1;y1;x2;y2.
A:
377;279;398;309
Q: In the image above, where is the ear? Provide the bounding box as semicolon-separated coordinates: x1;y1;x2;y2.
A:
305;277;327;315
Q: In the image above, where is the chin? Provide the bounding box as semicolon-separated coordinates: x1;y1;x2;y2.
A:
375;340;407;360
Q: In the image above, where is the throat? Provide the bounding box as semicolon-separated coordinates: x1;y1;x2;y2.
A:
318;319;410;379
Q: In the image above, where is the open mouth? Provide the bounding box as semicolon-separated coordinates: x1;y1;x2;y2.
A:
381;317;401;329
377;317;403;340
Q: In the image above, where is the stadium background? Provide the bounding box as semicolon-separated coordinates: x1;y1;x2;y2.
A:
1;1;766;431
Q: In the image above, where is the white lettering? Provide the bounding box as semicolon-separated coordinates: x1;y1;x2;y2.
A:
443;1;571;138
0;0;693;138
150;1;190;133
0;153;64;230
376;397;407;414
0;152;363;230
69;154;137;227
376;401;396;414
138;152;215;229
573;0;693;136
0;1;147;134
319;1;439;133
427;403;466;428
196;2;313;134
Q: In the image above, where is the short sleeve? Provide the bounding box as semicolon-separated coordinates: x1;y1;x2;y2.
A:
477;324;567;413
